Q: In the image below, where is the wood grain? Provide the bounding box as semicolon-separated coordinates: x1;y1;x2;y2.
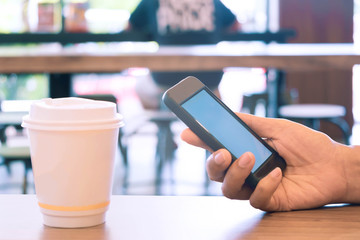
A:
0;195;359;240
0;43;359;74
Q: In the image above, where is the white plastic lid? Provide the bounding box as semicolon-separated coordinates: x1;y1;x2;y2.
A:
22;97;124;131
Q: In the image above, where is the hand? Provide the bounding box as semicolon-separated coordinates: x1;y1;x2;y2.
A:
181;113;352;211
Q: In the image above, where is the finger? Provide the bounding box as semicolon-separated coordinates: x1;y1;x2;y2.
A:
221;152;255;200
180;128;212;152
249;167;282;211
206;149;232;182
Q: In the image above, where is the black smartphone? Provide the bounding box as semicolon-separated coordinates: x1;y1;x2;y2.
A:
162;76;286;189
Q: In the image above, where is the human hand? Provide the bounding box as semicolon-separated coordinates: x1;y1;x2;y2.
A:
181;113;352;211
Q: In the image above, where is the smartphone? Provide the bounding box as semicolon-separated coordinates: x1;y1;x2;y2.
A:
162;76;286;189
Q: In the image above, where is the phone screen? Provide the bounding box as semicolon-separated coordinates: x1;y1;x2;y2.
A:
182;89;272;171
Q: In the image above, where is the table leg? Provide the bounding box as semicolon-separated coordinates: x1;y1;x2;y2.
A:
266;69;285;118
153;117;177;195
0;125;6;144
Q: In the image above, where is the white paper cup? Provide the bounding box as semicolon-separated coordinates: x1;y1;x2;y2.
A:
22;97;124;228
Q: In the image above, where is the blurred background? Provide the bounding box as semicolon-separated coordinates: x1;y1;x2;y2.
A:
0;0;359;196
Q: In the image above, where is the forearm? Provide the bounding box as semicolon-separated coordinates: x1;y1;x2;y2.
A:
340;144;360;203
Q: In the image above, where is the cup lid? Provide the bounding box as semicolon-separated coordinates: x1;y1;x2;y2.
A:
22;97;124;131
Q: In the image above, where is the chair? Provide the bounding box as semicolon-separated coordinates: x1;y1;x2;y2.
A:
144;110;178;195
76;94;130;193
79;94;179;195
241;92;269;116
0;109;32;194
240;92;351;145
0;146;31;194
135;73;217;195
278;104;351;144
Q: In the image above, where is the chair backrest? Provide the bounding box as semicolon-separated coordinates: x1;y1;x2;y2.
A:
76;94;119;115
76;94;127;160
77;94;117;106
241;89;299;117
241;93;268;116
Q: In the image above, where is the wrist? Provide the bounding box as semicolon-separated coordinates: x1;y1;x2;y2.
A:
339;145;360;204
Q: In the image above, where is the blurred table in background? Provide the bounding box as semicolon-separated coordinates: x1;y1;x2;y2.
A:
0;42;358;72
0;42;359;116
0;111;26;125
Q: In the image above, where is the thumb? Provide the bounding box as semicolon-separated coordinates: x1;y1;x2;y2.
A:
235;113;285;139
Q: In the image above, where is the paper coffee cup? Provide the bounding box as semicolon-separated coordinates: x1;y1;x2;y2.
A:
22;97;124;228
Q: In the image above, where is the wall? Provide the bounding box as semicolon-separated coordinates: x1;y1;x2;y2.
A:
279;0;354;139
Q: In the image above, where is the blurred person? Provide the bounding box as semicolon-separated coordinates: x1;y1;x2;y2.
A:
127;0;241;109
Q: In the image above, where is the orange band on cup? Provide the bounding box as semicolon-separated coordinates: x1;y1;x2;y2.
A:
38;201;110;212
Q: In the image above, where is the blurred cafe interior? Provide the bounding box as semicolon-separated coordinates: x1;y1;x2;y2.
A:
0;0;359;196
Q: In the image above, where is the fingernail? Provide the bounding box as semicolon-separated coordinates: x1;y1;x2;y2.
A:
238;153;251;168
214;151;225;165
271;167;281;178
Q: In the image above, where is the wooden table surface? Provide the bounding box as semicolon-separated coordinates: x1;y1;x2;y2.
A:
0;42;358;114
0;42;359;73
0;194;359;240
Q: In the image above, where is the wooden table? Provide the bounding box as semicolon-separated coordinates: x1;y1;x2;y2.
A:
0;42;359;73
0;194;359;240
0;42;359;115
